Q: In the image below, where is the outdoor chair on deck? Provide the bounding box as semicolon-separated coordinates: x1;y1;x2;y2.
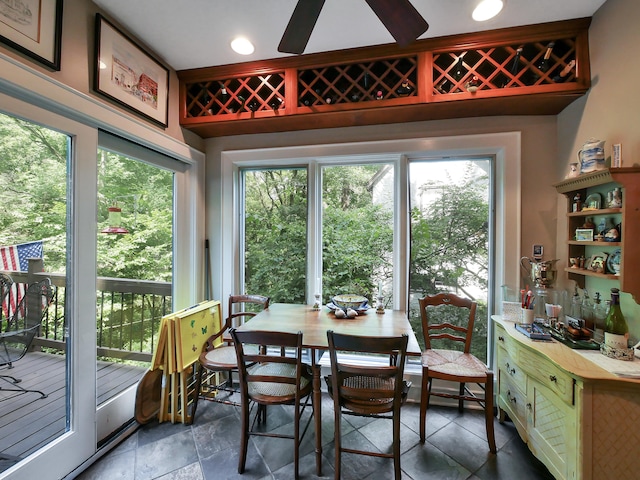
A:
231;328;314;479
418;292;496;453
0;274;13;330
325;330;410;480
0;278;55;400
197;294;270;407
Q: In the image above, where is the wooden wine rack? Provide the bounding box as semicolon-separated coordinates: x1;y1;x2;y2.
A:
178;18;591;137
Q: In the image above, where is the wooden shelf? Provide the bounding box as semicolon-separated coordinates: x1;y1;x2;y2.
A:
565;267;619;281
555;167;640;302
178;18;591;138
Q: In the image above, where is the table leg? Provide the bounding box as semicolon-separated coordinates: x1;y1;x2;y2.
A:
312;352;322;476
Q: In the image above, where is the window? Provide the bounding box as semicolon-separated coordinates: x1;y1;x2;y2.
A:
408;158;492;362
227;132;520;368
242;168;308;303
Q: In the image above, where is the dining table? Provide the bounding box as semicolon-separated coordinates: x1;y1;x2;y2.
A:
234;302;421;476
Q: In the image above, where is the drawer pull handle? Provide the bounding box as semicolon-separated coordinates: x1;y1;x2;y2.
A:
526;403;532;410
549;375;557;383
509;367;516;375
498;336;505;342
507;390;517;404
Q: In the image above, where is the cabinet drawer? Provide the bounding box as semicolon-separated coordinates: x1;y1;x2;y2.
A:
519;348;574;405
498;373;528;433
495;323;520;357
497;344;527;393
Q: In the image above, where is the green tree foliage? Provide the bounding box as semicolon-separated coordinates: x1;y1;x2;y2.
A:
0;114;68;270
244;169;308;303
409;164;490;360
321;165;393;302
410;165;488;297
97;149;173;281
243;165;394;305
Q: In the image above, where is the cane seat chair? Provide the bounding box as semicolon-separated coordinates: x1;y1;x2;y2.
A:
231;329;314;479
0;278;55;399
325;330;410;480
197;294;269;406
418;292;496;453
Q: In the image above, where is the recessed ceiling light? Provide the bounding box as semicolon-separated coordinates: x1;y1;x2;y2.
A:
231;37;255;55
472;0;504;21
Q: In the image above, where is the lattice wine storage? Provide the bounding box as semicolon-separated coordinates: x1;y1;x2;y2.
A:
178;18;590;136
185;72;286;117
297;56;418;107
433;37;577;95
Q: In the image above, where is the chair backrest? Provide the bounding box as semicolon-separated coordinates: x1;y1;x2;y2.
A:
5;278;54;330
0;278;54;366
419;292;476;353
0;273;13;324
326;330;408;415
227;294;270;329
230;328;306;402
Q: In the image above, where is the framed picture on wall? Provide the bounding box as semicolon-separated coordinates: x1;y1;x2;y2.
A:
0;0;63;70
94;14;169;128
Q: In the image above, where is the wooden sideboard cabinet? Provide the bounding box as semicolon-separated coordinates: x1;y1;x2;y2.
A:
494;317;640;479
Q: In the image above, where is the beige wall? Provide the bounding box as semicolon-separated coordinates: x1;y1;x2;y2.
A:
0;0;203;151
558;0;640;339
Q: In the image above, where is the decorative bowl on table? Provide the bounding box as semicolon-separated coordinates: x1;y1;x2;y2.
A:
331;294;369;310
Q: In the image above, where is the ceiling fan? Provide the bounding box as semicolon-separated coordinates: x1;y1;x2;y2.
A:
278;0;429;55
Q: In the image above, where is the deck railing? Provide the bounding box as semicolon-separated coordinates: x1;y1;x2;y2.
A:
3;260;172;363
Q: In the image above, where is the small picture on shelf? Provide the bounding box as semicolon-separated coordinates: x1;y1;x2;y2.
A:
575;229;594;242
583;193;601;210
606;188;622;208
587;252;608;273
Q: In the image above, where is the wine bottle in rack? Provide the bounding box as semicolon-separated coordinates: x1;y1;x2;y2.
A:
552;59;576;83
219;82;229;102
537;41;555;73
502;46;523;87
452;54;465;81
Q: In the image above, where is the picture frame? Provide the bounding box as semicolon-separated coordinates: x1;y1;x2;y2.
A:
575;229;594;242
583;193;602;211
0;0;63;70
587;252;608;273
94;14;169;128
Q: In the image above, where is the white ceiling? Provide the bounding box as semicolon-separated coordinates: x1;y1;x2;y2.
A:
92;0;607;72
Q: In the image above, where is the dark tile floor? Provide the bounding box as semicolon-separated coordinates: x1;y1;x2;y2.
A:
73;394;554;480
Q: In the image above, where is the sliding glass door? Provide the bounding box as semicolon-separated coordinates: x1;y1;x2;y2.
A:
0;94;98;480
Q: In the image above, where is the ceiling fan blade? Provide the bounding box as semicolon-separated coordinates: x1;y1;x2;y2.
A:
278;0;326;54
365;0;429;47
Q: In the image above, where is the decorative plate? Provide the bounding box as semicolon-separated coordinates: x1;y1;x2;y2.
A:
606;248;621;275
583;193;602;210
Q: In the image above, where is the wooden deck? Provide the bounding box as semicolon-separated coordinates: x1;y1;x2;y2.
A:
0;350;146;467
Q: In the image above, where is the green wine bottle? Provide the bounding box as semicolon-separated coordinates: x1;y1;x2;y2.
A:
604;288;629;350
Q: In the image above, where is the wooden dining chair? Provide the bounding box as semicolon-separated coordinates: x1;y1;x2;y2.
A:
197;294;269;407
231;328;314;480
418;292;496;453
325;330;410;480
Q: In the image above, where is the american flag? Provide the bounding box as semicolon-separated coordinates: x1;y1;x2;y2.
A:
0;241;44;318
